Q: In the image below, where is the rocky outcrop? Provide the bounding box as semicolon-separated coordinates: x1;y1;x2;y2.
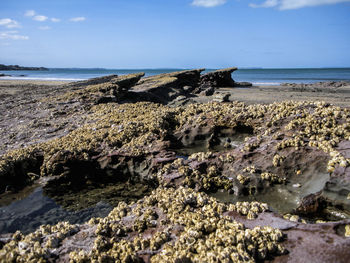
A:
0;74;11;77
0;64;48;70
195;67;237;95
1;82;350;262
60;73;145;104
234;81;253;87
67;74;119;88
60;67;242;105
130;69;204;103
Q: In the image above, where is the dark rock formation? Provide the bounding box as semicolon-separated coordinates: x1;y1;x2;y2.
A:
294;191;327;215
62;73;145;105
130;69;204;103
200;67;237;87
196;67;237;95
234;81;253;87
0;74;11;77
0;64;48;70
67;74;119;88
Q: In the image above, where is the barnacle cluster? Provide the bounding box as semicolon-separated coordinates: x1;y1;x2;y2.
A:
272;154;285;167
276;135;305;150
237;174;250;185
228;201;269;220
158;157;233;191
2;100;349;192
345;225;350;237
283;214;307;224
242;140;261;152
0;222;78;262
189;151;213;162
67;187;282;263
260;172;286;184
284;102;350;172
1;97;350;261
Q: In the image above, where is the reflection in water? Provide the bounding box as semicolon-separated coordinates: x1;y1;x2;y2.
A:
175;132;251;156
212;171;332;216
0;187;112;234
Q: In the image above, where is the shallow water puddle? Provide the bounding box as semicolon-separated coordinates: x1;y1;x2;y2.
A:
212;171;333;217
44;181;154;211
174;132;251;156
0;185;112;234
0;175;155;234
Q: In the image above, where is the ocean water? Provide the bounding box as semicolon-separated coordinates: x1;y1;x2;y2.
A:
1;68;350;85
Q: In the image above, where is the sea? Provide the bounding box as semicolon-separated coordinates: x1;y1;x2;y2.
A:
1;68;350;85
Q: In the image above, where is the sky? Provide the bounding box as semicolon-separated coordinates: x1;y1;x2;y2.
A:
0;0;349;68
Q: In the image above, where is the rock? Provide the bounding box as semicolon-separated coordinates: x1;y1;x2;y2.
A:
62;73;145;105
198;67;237;91
68;74;120;88
133;69;204;92
294;191;326;215
234;81;252;87
95;96;116;104
0;74;11;77
169;95;191;106
131;69;204;103
213;93;230;102
172;95;187;102
183;85;194;92
1;72;350;262
200;86;215;96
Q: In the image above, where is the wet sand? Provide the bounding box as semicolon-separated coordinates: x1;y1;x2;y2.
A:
201;84;350;107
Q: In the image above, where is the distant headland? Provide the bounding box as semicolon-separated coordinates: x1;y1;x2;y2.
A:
0;64;48;71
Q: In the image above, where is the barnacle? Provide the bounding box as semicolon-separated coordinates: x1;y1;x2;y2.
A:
1;97;350;262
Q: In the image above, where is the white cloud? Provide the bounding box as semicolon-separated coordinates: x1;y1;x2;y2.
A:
25;10;36;17
250;0;350;10
0;31;29;40
38;26;51;30
51;18;61;22
33;15;48;22
191;0;227;7
25;10;61;23
0;18;21;29
250;0;278;8
69;17;86;22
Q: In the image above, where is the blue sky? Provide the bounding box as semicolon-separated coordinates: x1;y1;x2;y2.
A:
0;0;349;68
